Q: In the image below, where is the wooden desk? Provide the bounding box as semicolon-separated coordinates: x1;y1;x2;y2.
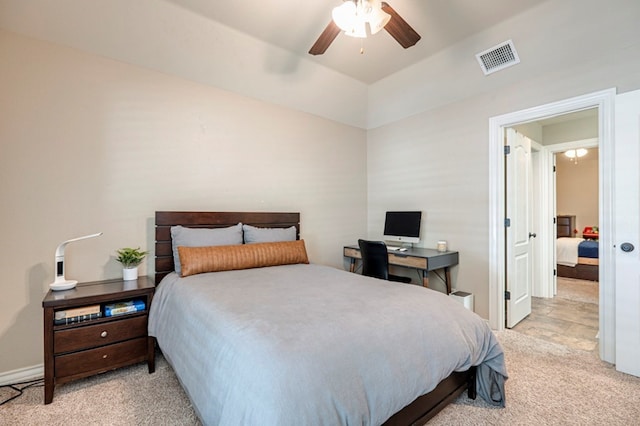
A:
343;245;459;294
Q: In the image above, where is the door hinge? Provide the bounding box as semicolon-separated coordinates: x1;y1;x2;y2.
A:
505;291;511;300
505;218;511;227
553;165;556;172
504;145;511;155
554;269;557;276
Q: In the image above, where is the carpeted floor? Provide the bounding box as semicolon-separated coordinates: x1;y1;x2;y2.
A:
430;330;640;425
2;330;639;425
0;355;200;425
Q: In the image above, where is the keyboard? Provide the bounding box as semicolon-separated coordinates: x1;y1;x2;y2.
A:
387;247;407;252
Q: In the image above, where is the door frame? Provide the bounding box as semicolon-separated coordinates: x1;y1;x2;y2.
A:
529;138;600;298
543;137;600;297
531;141;554;299
526;139;553;300
488;88;615;363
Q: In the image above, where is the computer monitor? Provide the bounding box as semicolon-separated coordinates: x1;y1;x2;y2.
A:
383;211;422;244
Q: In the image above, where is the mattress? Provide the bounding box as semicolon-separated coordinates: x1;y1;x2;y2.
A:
578;240;599;259
149;263;507;425
557;237;584;267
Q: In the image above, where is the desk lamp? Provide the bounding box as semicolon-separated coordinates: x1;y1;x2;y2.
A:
49;232;103;291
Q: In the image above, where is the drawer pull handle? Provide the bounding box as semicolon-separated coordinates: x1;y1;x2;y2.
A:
102;354;108;359
100;331;108;338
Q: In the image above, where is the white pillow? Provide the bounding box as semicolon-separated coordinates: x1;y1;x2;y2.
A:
242;224;297;244
171;223;243;275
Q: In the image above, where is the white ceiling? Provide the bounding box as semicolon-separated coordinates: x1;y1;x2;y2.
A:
164;0;549;84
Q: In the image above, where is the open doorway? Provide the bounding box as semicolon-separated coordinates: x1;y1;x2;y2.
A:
488;89;615;364
509;109;600;353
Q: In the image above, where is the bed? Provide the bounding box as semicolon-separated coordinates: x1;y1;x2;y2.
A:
556;218;599;282
149;211;507;425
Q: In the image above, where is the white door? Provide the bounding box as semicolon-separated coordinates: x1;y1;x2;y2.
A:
552;153;558;297
506;128;533;327
615;90;640;377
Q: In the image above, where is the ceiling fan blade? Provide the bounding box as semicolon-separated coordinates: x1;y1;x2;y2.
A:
309;21;341;55
381;2;421;49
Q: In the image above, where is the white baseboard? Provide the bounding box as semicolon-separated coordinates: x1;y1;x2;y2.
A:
0;364;43;385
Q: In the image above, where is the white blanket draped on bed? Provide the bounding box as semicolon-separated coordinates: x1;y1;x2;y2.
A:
149;263;506;426
556;237;585;267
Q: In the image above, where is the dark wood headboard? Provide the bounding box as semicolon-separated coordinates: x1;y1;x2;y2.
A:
154;211;300;284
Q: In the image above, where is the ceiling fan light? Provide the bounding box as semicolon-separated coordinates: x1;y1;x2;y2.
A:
332;2;357;32
564;148;588;159
344;20;367;38
368;7;391;34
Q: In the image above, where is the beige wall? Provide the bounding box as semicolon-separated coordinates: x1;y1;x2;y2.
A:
368;98;492;309
543;117;599;145
556;150;599;233
546;117;600;233
0;31;367;374
367;55;640;320
2;0;639;376
0;0;369;128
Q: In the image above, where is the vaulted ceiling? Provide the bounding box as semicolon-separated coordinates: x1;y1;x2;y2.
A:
164;0;548;84
2;0;636;129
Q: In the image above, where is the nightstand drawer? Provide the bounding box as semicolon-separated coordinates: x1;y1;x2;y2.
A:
54;315;147;354
55;337;148;378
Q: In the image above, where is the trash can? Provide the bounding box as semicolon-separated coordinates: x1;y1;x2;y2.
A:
449;291;474;311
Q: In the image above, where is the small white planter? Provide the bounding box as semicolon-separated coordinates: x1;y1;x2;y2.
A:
122;267;138;281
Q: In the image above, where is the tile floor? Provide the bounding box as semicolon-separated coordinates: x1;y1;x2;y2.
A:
511;278;599;355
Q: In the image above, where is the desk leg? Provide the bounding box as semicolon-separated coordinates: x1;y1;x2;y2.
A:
349;258;356;273
422;268;452;294
444;267;452;294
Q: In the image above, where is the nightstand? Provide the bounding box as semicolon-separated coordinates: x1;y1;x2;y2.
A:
42;276;156;404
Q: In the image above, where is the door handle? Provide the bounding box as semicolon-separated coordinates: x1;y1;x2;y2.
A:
528;232;537;239
621;242;634;252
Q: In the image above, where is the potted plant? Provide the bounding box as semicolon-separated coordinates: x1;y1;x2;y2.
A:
116;247;148;280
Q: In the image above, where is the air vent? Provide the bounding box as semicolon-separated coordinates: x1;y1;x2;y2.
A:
476;40;520;75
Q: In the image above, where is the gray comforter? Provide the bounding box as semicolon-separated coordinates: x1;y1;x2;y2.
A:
149;263;506;425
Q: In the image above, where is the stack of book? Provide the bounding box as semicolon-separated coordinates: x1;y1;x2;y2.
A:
104;299;146;317
54;304;102;325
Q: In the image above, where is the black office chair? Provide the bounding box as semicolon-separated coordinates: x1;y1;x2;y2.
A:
358;239;412;283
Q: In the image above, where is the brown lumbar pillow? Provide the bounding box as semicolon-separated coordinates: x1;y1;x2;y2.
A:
178;240;309;277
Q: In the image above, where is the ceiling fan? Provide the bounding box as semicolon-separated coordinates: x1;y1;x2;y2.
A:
309;0;421;55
